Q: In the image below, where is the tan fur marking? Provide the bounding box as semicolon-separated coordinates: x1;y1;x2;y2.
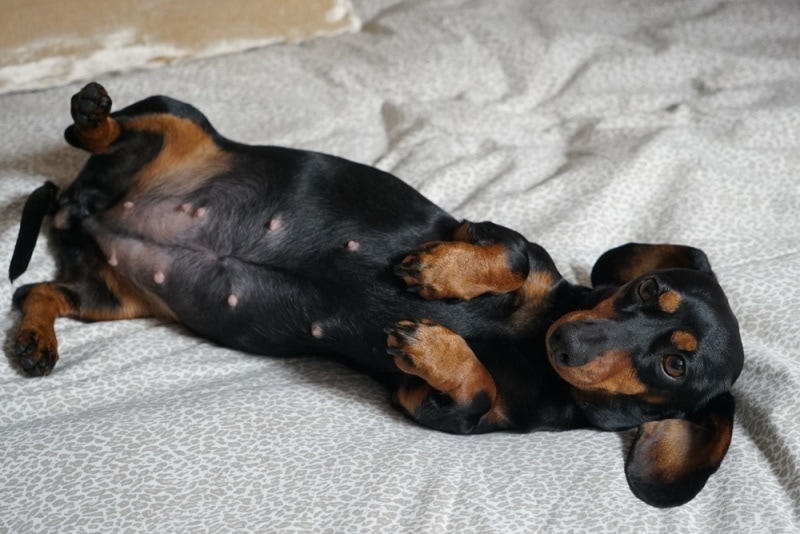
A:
396;378;510;430
81;265;171;322
400;242;526;300
14;284;77;373
554;350;647;396
511;270;557;328
18;284;76;331
124;115;230;196
480;399;510;428
618;245;692;283
15;274;170;374
389;321;497;405
672;330;698;352
641;393;669;404
639;414;732;482
452;221;471;242
572;389;667;410
395;381;434;415
77;117;122;154
659;291;682;314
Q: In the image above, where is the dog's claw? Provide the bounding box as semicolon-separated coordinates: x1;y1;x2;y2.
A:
385;319;455;377
395;243;457;300
386;321;418;348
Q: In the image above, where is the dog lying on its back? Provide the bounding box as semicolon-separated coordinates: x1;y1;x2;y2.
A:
9;83;744;507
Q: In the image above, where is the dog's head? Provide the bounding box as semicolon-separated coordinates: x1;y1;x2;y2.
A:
546;243;744;507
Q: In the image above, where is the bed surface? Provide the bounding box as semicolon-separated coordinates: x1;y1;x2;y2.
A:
2;0;799;531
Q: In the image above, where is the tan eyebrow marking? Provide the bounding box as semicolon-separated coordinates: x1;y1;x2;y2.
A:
672;330;698;352
659;291;682;313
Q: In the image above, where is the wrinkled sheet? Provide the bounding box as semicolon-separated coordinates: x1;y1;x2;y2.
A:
1;0;799;531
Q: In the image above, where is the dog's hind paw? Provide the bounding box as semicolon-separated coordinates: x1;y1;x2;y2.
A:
71;82;112;129
15;329;59;377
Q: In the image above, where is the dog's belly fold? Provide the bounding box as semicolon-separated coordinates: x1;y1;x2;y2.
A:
82;146;460;361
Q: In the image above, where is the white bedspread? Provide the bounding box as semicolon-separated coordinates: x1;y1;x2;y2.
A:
2;0;799;531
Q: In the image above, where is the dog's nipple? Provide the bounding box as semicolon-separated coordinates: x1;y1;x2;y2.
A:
268;217;282;231
123;201;134;210
346;240;360;252
153;271;165;284
311;322;324;339
228;294;239;308
53;208;70;230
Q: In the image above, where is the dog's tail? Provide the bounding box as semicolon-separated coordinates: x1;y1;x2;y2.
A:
9;181;59;282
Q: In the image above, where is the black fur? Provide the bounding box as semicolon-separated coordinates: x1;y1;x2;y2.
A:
8;181;59;282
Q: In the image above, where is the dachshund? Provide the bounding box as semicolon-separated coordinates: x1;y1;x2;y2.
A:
9;83;744;507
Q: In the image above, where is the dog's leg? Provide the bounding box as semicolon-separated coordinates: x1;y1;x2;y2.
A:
64;82;121;153
396;221;562;332
395;220;535;300
12;266;158;376
386;319;508;434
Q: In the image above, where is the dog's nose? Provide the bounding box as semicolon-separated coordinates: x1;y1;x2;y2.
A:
548;322;609;367
548;326;572;366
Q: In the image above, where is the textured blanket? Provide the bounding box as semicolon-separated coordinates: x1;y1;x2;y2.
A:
2;0;799;531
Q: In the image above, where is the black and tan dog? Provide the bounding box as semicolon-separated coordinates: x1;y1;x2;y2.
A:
9;83;744;507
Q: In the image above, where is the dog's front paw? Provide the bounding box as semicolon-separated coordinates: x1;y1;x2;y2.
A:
395;242;481;300
386;319;487;403
386;319;433;373
386;319;462;377
15;329;59;377
71;82;112;128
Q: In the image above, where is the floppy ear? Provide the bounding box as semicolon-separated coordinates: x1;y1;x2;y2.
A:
591;243;713;287
625;392;735;508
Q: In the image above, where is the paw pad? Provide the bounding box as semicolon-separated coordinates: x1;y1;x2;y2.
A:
71;82;112;128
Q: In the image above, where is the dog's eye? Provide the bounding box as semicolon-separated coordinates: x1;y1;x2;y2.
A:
663;355;686;379
637;278;659;301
